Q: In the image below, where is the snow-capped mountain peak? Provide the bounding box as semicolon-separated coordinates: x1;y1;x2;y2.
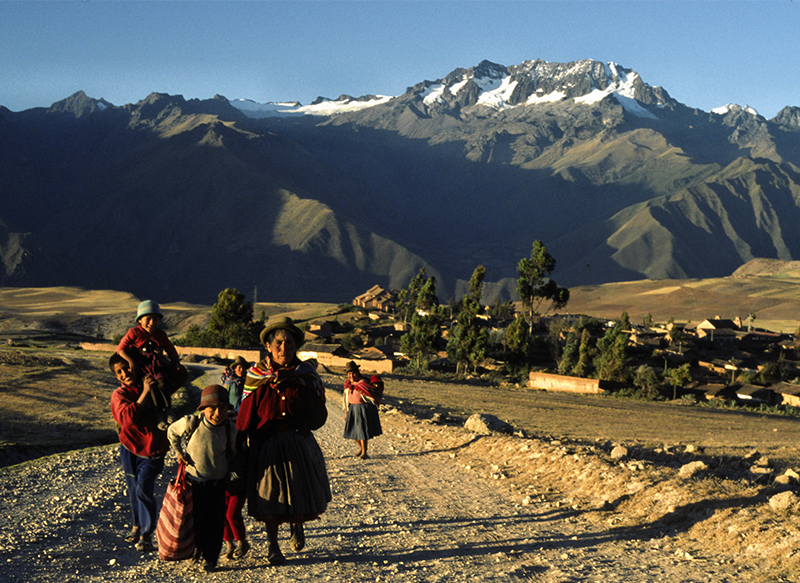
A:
230;59;674;119
711;103;760;117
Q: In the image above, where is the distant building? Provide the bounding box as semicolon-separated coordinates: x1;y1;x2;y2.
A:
353;285;396;313
735;383;776;405
696;318;739;344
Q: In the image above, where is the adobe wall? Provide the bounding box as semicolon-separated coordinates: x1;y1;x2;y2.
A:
83;343;397;374
528;371;604;394
299;350;397;374
79;342;265;363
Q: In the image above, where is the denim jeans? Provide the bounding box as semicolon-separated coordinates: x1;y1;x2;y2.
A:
119;445;165;536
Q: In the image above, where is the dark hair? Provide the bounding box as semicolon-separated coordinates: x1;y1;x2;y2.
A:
109;353;127;371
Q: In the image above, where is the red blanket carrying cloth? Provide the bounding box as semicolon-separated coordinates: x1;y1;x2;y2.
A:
346;376;384;406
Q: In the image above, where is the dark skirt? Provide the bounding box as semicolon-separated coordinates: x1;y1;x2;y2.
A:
343;403;383;441
245;430;331;524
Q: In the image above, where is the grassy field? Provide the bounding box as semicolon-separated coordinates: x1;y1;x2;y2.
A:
566;275;800;333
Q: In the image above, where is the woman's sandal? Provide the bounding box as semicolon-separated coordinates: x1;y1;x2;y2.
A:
289;523;305;552
267;544;285;565
125;526;140;543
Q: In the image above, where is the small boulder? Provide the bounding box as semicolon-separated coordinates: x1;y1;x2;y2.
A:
769;491;799;513
610;445;628;460
678;460;708;479
464;413;513;435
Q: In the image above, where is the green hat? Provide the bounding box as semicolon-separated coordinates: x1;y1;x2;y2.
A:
259;316;304;348
136;300;163;321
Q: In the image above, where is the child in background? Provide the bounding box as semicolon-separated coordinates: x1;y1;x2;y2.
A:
109;353;169;553
220;356;249;413
167;385;237;573
118;300;186;428
219;356;251;559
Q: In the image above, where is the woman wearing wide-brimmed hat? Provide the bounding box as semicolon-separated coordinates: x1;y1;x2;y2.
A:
342;360;383;459
235;317;330;565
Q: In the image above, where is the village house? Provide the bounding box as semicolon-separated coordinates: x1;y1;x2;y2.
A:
696;318;739;345
353;285;396;313
774;382;800;408
735;383;777;405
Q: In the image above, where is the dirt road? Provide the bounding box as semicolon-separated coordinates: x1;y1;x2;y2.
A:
0;373;768;583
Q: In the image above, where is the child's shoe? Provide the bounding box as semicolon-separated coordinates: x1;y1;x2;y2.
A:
135;534;155;552
225;541;235;560
232;539;250;559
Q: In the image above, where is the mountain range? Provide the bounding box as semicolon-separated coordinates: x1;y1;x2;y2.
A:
2;59;800;305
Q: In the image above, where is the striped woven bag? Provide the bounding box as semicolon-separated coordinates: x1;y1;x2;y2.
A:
156;462;195;560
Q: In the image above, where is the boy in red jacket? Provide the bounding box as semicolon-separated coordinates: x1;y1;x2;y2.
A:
110;353;169;553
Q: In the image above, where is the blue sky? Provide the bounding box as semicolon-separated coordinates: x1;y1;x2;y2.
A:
1;0;798;118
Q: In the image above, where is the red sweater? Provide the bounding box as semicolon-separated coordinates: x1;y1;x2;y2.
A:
118;326;179;363
110;384;169;457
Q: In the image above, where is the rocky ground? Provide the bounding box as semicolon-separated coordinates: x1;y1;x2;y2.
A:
2;368;800;582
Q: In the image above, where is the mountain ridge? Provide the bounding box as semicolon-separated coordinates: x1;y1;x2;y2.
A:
2;58;800;304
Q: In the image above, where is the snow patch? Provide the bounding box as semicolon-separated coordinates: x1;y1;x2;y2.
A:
422;84;447;106
230;96;392;118
711;103;760;117
476;76;518;109
526;90;566;105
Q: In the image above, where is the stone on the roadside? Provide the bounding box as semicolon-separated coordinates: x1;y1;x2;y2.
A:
464;413;513;435
769;490;799;513
754;456;771;468
610;445;628;460
678;460;707;479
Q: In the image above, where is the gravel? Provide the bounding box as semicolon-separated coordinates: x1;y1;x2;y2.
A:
0;383;771;583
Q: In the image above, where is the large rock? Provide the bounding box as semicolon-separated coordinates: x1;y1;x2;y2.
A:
769;491;799;513
464;413;513;435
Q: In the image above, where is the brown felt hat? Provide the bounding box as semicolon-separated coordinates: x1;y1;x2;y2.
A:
259;316;304;348
228;356;249;371
197;384;230;411
345;360;360;373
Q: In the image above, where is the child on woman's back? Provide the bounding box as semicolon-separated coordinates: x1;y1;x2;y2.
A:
118;300;186;428
167;385;237;573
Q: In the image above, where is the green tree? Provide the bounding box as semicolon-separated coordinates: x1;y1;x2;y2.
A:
594;322;629;382
467;265;486;312
416;276;439;313
516;241;570;333
488;299;515;320
179;288;262;348
572;328;594;378
633;364;661;400
397;268;429;323
400;307;443;369
665;363;692;400
558;330;579;375
447;265;490;375
506;315;528;353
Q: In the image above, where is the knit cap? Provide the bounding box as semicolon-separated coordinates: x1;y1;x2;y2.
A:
197;384;230;411
136;300;163;321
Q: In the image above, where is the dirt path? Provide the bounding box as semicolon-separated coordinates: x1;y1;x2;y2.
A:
0;374;764;583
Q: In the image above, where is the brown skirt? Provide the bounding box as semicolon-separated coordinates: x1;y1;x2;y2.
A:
246;430;331;524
